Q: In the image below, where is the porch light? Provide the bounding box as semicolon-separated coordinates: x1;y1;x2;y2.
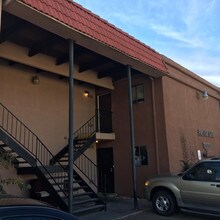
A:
84;91;93;98
196;90;208;100
202;91;209;100
84;91;89;97
32;76;40;85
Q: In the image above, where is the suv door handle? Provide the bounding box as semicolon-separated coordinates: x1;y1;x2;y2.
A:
211;184;220;187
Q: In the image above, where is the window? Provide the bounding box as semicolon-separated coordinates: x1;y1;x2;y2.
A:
185;162;220;182
135;146;148;166
132;84;144;103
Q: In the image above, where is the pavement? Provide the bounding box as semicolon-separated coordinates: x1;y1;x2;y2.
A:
80;196;150;220
80;196;220;220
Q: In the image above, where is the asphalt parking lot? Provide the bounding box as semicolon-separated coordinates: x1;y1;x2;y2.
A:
123;208;220;220
80;197;220;220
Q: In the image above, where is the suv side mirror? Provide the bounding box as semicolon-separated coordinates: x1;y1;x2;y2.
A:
182;171;194;180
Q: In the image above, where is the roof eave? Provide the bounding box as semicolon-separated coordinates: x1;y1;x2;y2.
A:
3;0;168;78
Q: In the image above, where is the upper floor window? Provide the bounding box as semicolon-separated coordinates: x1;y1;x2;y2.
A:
132;84;144;104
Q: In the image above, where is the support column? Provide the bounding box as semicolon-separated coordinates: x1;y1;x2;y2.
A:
68;39;74;214
150;77;160;174
0;0;2;32
127;65;138;209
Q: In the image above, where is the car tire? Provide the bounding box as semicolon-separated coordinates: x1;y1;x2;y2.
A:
152;190;177;216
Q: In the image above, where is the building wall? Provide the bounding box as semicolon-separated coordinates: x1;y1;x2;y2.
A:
0;58;96;154
112;74;161;197
163;58;220;173
153;77;170;174
111;64;220;198
0;57;100;195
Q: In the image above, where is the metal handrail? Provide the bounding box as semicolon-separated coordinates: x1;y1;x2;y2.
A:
74;115;96;141
72;114;107;202
0;103;69;203
53;111;108;203
74;150;106;195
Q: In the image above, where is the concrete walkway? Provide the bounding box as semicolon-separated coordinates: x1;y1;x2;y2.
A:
80;197;150;220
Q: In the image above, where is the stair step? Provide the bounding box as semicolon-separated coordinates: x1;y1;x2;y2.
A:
72;192;93;198
39;165;66;174
16;164;32;169
47;175;68;180
13;160;28;164
73;186;88;191
72;198;99;206
56;185;88;193
47;174;78;181
50;179;83;185
0;144;7;148
58;159;68;162
73;180;83;184
2;149;14;154
17;166;35;175
72;204;105;215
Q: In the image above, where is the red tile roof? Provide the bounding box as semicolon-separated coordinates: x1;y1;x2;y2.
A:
19;0;167;74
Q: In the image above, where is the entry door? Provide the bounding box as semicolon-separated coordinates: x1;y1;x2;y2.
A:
97;93;112;133
97;148;115;193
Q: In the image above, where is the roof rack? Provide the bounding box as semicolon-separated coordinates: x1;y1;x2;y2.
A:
210;157;220;160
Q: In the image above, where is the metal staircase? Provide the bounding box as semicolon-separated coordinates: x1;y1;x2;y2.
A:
51;115;96;165
0;102;106;216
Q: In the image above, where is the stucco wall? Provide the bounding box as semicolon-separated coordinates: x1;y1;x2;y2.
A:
0;58;96;154
112;75;159;197
163;59;220;173
154;77;170;174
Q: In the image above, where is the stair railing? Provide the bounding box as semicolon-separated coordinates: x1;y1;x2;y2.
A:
74;150;106;194
73;150;106;209
0;103;68;208
52;114;97;164
74;115;96;141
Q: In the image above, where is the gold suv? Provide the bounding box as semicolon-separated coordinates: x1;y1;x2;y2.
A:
145;158;220;216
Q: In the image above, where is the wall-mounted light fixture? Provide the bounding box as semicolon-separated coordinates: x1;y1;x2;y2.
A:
196;90;208;100
32;76;40;85
84;91;89;97
84;91;92;98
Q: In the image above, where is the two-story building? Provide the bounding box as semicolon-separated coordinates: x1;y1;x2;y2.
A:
0;0;219;215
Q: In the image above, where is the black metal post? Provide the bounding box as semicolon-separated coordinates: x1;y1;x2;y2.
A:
127;65;138;210
0;0;2;33
68;39;74;214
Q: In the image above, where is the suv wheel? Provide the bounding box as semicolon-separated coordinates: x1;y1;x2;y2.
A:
152;190;177;216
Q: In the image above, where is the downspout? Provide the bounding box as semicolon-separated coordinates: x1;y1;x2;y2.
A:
127;65;138;209
68;39;74;214
150;77;160;174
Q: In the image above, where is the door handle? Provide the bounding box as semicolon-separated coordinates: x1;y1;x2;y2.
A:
211;184;220;188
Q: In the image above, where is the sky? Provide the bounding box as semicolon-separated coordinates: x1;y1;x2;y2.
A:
73;0;220;87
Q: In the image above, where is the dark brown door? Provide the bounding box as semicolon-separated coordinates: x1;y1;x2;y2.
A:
97;148;115;193
97;93;112;133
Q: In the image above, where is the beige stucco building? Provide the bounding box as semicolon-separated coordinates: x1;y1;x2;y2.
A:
0;0;220;215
